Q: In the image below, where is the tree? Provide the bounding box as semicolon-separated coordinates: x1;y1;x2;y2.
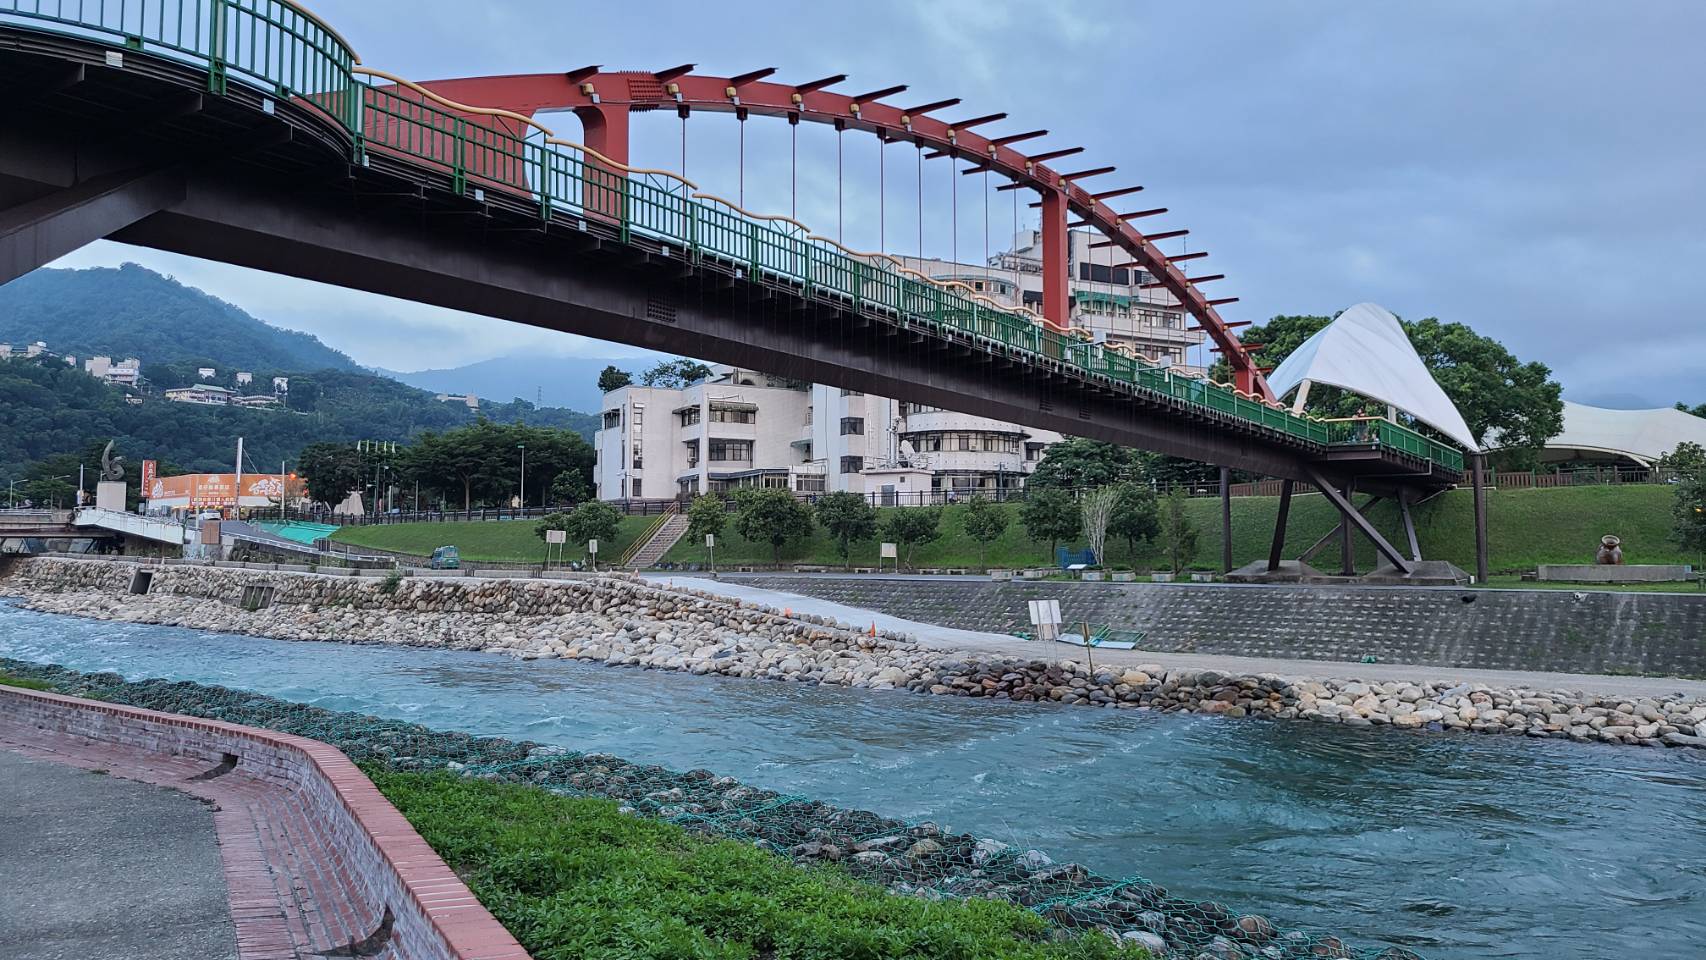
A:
1108;482;1161;560
1081;486;1118;566
535;512;571;541
549;470;593;505
686;494;727;561
1657;441;1706;476
814;491;878;567
1026;438;1145;489
883;506;942;568
1160;487;1198;575
1021;487;1081;559
1677;401;1706;419
285;376;320;412
1672;460;1706;572
732;486;813;564
639;357;714;388
297;441;366;507
597;365;632;393
558;501;621;557
961;496;1010;568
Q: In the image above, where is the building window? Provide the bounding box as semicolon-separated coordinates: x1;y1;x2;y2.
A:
679;407;701;426
709;439;753;462
795;475;826;493
805;405;813;425
631;478;643;497
839;456;863;474
842;389;864;397
631;403;644;427
685;438;700;467
839;417;864;436
632;440;643;469
710;408;755;423
602;408;622;429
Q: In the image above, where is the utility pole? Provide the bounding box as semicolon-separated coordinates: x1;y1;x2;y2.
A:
517;443;527;510
233;436;244;520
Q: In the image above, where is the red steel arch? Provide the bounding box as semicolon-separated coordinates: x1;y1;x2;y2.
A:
415;69;1272;400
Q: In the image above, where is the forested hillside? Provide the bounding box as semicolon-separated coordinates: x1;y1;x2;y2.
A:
0;352;595;476
0;263;358;372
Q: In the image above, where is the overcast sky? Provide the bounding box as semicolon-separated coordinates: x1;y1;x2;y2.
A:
50;0;1706;405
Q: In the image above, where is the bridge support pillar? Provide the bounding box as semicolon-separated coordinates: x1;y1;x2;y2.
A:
1219;466;1232;573
0;166;184;285
1266;479;1293;572
1471;454;1489;584
1039;188;1070;329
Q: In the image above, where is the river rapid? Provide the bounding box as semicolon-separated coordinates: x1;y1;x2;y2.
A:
2;600;1701;959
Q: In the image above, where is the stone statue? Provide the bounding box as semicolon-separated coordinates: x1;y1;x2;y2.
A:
99;440;126;482
1595;535;1623;565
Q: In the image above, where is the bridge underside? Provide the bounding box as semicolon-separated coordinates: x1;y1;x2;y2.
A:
0;30;1476;579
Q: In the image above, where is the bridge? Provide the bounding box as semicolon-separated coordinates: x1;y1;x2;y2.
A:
0;0;1487;579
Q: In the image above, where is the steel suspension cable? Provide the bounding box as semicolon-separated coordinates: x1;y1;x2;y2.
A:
950;153;957;269
916;144;923;261
790;120;798;220
983;165;990;286
879;134;886;254
738;114;746;207
837;127;844;244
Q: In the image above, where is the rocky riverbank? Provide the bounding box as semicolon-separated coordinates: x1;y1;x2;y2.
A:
0;660;1421;960
3;557;1704;751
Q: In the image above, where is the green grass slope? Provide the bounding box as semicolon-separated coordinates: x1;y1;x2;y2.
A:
660;485;1687;574
330;516;653;563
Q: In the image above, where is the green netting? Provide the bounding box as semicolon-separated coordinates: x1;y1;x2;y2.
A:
3;659;1424;960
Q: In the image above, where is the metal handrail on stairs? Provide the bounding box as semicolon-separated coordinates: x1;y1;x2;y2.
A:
616;502;679;568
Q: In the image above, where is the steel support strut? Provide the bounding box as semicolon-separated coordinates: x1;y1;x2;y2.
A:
0;166;185;285
1266;479;1294;572
1303;466;1414;575
1219;466;1232;573
1471;454;1489;583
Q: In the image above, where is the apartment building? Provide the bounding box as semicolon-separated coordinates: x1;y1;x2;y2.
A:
594;368;1062;503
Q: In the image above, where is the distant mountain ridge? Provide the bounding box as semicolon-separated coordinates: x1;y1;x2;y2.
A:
384;353;661;413
0;263;359;373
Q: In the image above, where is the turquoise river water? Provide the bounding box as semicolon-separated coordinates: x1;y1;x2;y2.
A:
1;601;1702;959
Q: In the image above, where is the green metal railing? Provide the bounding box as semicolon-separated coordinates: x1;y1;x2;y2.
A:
1;0;1464;475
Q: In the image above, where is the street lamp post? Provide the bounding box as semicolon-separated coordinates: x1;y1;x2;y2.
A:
517;443;527;512
6;479;21;509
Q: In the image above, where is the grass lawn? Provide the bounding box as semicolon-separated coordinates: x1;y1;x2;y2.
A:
372;771;1138;960
662;484;1689;575
329;516;655;564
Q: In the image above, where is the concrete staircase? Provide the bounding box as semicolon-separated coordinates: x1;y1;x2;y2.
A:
625;512;691;569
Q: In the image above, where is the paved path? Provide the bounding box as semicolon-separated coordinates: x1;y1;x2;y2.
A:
651;575;1706;699
0;749;237;960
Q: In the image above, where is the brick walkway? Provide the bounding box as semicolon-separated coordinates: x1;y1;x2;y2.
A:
3;722;405;960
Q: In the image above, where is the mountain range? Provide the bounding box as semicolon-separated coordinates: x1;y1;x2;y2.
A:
381;354;645;414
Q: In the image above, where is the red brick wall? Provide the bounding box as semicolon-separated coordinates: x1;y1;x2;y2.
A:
0;686;529;960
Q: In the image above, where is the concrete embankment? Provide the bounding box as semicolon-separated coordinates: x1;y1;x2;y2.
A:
730;574;1706;678
3;556;1704;751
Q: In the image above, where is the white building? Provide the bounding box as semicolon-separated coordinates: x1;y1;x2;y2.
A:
594;367;1062;503
83;355;142;386
889;230;1209;375
235;371;253;386
164;383;233;405
272;376;290;394
435;392;479;410
197;366;216;380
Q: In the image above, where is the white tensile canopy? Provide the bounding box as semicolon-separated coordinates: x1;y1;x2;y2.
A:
1530;401;1706;465
1266;302;1481;452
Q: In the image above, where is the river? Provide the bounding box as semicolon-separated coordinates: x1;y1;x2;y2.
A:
2;601;1701;959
